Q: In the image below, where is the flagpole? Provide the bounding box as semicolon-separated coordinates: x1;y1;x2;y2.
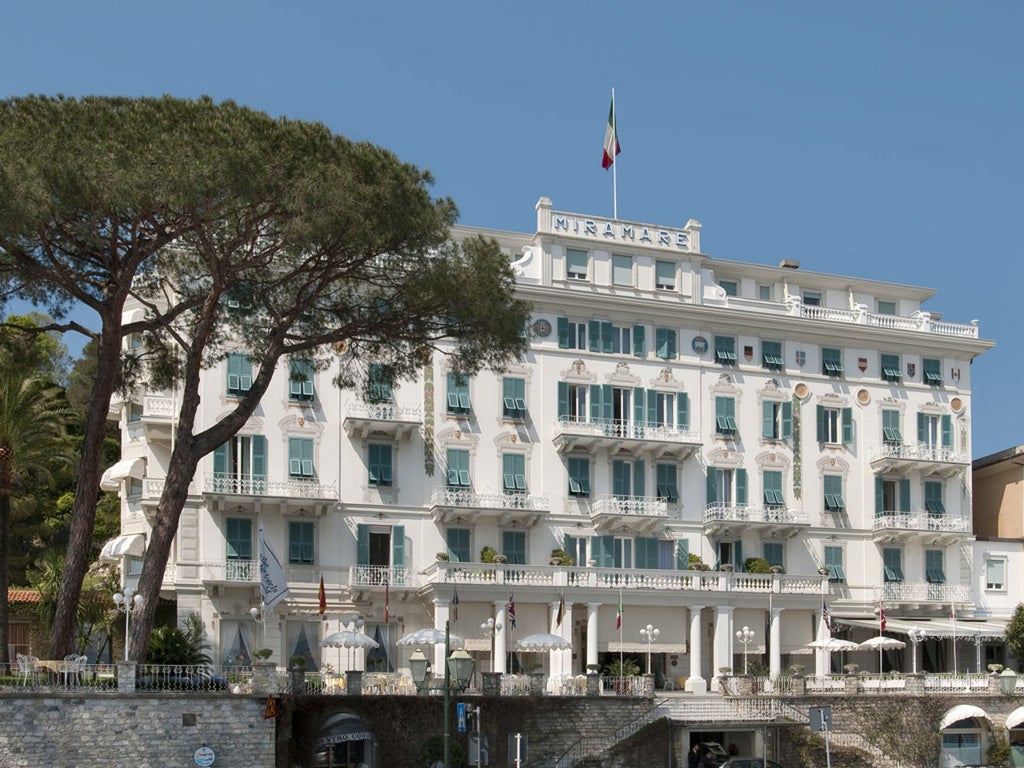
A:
611;87;618;221
951;601;958;675
618;587;623;675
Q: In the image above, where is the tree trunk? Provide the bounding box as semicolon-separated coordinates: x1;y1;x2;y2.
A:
0;489;11;667
48;319;123;659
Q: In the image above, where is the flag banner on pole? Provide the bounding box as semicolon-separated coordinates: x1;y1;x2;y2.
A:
879;606;887;632
508;592;516;629
258;522;290;611
318;575;327;616
601;97;621;169
452;586;459;621
616;591;622;630
556;593;566;628
822;601;832;633
384;580;390;623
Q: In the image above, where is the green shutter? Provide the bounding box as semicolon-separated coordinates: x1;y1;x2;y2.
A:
633;460;645;497
602;384;613;421
762;401;774;439
676;540;690;570
646;389;658;426
633;325;645;357
781;401;793;439
816;405;825;443
588;320;600;352
842;408;853;445
613;461;630;497
678;393;689;430
214;443;228;477
875;477;884;515
917;413;926;443
557;381;569;419
899;478;911;513
252;435;266;481
289;438;302;476
736;468;748;506
357;524;370;566
601;321;613;353
706;467;718;505
590;384;602;422
392;525;405;568
941;415;952;448
557;317;569;348
634;388;646;426
735;541;744;570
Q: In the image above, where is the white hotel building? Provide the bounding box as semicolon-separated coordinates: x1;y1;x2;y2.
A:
105;197;998;690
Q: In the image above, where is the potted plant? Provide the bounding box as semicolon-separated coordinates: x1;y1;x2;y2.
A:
989;663;1005;675
493;554;508;564
788;664;805;678
550;548;575;566
688;554;710;571
253;648;273;661
586;663;602;675
435;552;449;561
480;545;498;563
843;663;859;676
744;557;771;574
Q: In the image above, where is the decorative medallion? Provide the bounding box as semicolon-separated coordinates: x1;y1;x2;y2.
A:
333;340;349;355
744;346;754;362
951;397;964;413
951;367;961;383
532;319;552;338
572;359;586;375
794;383;809;400
692;336;708;355
906;363;916;379
856;389;870;405
795;350;806;367
858;357;868;373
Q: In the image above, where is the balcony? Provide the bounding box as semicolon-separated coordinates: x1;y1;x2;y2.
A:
703;503;810;538
203;474;338;505
428;487;550;527
875;581;971;606
869;442;969;479
197;560;348;588
589;494;668;534
872;512;972;545
343;400;422;440
551;417;702;459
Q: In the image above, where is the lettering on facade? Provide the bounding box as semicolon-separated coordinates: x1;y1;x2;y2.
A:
550;214;692;252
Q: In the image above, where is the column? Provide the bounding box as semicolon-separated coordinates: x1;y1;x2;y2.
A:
713;605;734;692
686;605;706;693
493;600;508;675
434;599;451;672
586;603;601;670
769;607;783;680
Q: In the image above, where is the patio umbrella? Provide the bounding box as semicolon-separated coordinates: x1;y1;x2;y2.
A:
806;638;860;651
320;631;379;650
514;633;572;651
859;635;906;674
396;628;465;647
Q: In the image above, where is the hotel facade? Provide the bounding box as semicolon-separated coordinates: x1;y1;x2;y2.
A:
103;197;999;690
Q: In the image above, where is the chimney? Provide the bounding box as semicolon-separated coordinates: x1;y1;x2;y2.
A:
779;260;800;270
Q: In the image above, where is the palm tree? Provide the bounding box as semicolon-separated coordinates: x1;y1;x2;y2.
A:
0;374;73;667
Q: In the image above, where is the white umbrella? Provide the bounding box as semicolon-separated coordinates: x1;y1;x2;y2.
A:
515;633;572;651
858;636;906;651
320;631;379;650
806;638;860;651
397;628;465;647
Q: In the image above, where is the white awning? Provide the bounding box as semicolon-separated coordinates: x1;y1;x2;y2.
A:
1006;707;1024;731
837;616;1007;640
99;458;145;491
940;704;991;730
99;533;146;562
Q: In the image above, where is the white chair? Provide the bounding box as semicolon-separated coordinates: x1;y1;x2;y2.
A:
59;654;86;686
15;654;37;686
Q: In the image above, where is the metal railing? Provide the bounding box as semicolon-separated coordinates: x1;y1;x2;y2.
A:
590;494;668;518
429;487;550;511
873;512;971;534
344;400;423;423
349;564;410;588
136;664;245;692
205;474;338;499
875;581;971;603
6;661;119;690
553;416;701;444
704;503;810;526
870;442;970;464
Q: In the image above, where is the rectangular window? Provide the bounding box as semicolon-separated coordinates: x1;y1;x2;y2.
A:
213;434;267;490
720;279;738;297
446;448;471;487
128;402;144;423
502;376;527;420
446;528;470;563
924;480;945;515
446;373;471;415
923;358;943;386
707;466;748;508
761;341;784;371
612;254;633;286
758;284;772;302
823;475;845;511
714;336;737;365
226;353;253;396
556;382;588;422
881;353;902;383
128;477;143;496
877;477;911;515
824;546;845;582
986;558;1006;590
612;459;645;499
917;413;952;449
367;363;394;402
557;318;588;350
763;542;784;569
882;410;902;445
762;400;793;440
226;518;253;561
883;547;904;582
288;521;315;565
656;463;678;503
877;300;897;316
288;437;315;478
655;260;675;291
654;328;677;360
925;549;946;584
502;530;527;565
816;405;853;445
803;290;821;306
567;457;591;497
822;348;844;377
763;470;784;508
368;444;393;487
715;396;737;436
502;453;527;494
289;359;315;402
566;248;588;280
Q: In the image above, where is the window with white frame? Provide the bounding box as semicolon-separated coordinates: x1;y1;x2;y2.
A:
654;327;677;360
762;400;792;440
367;363;394;402
918;412;952;449
288;359;315;402
803;290;821;306
557;318;588;350
368;443;393;486
762;470;784;509
612;459;644;499
883;547;904;582
925;549;946;584
288;437;315;478
567;456;590;497
923;357;943;386
824;545;845;583
816;404;852;445
502;530;527;564
612;254;633;286
656;463;678;503
446;448;471;488
446;373;471;415
881;353;902;383
707;466;747;507
226;353;253;396
877;300;897;316
714;336;737;365
761;341;784;371
924;480;945;515
986;557;1006;590
719;279;738;297
288;520;315;565
763;542;784;570
757;284;772;301
502;376;527;420
823;475;845;511
128;402;144;423
882;409;902;445
566;249;588;280
822;347;844;378
446;527;471;563
715;396;738;436
502;453;527;494
557;382;588;422
655;260;675;291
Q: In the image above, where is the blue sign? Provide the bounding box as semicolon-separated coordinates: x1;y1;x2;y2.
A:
457;703;467;733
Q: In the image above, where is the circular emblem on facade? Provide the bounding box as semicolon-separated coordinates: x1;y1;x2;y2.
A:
532;319;552;338
794;383;809;400
856;388;870;405
692;336;708;355
951;397;964;414
193;745;216;768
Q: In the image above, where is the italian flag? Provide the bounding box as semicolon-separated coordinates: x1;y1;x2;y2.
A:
616;592;623;630
602;97;620;169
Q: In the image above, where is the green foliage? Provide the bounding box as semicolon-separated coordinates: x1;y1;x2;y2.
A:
145;613;211;666
550;549;575;566
744;557;771;574
1006;603;1024;663
417;734;466;768
858;698;948;768
688;553;710;571
479;545;498;563
606;657;641;676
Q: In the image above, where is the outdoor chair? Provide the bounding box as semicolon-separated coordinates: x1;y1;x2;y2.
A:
59;654;87;686
15;654;37;686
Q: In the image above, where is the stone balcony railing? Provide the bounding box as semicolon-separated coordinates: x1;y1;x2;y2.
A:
344;400;422;423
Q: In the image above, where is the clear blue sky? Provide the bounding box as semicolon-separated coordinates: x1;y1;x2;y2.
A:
2;2;1021;458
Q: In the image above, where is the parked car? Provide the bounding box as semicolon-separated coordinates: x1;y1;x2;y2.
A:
698;742;730;766
720;758;784;768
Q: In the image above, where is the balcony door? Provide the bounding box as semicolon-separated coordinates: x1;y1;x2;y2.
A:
213;434;267;493
357;524;406;585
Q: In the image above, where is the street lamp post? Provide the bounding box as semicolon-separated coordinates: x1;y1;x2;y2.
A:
736;625;755;675
113;588;144;662
481;617;502;674
908;627;926;673
640;623;660;675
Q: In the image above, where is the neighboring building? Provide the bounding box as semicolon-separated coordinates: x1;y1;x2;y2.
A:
105;197;995;687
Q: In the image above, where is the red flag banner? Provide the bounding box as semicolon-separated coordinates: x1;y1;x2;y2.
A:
318;575;327;616
384;580;390;623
